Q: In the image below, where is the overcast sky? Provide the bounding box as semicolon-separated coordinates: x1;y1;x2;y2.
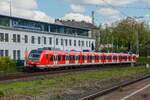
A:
0;0;150;25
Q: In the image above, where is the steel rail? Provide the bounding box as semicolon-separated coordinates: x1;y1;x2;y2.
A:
80;74;150;100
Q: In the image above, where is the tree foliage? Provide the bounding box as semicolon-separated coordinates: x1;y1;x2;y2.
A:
93;17;150;56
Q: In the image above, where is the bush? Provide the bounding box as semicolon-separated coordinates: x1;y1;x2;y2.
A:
0;57;17;73
138;57;150;64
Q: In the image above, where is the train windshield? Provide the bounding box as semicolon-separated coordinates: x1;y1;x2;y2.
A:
29;50;42;60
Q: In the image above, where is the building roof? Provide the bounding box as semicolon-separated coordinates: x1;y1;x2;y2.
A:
55;19;97;30
0;14;96;30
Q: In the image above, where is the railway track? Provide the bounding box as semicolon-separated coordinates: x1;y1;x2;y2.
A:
80;73;150;100
0;65;122;83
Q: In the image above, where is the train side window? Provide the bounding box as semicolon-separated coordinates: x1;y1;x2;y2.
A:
125;56;127;60
82;56;84;60
58;56;61;61
99;56;102;60
84;56;87;60
76;56;79;60
69;56;71;61
107;56;112;60
103;56;106;60
50;56;53;61
54;56;57;61
95;56;98;60
66;56;68;60
113;56;117;60
73;56;75;60
69;56;74;61
87;56;89;60
119;56;122;60
90;56;92;61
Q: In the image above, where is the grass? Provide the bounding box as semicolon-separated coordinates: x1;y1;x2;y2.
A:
0;66;150;97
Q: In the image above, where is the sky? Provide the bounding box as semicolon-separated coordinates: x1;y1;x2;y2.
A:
0;0;150;25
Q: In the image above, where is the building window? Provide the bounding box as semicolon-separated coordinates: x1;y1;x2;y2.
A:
24;35;28;43
13;34;16;42
44;37;46;44
56;38;58;45
74;40;76;46
78;40;81;46
13;50;16;60
65;39;68;46
31;36;35;44
69;40;72;46
86;41;88;47
5;50;9;56
5;33;9;42
61;39;64;46
0;33;4;42
82;41;84;47
0;50;4;56
17;50;21;60
17;35;21;43
89;41;91;47
13;50;21;60
38;37;41;44
49;37;52;45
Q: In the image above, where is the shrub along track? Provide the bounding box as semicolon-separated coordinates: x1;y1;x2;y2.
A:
0;64;130;83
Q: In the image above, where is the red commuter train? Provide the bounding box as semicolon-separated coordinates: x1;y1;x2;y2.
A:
24;48;138;69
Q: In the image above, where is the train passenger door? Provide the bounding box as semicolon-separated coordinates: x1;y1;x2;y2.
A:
107;54;112;63
99;53;102;64
62;55;66;65
69;55;75;64
75;53;78;64
119;55;122;63
66;53;69;65
113;55;117;63
84;53;87;64
128;55;132;62
56;55;61;65
102;53;106;63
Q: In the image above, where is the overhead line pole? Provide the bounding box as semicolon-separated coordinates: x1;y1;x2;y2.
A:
10;0;12;17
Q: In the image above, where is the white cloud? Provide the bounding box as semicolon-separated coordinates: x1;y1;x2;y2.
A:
0;0;54;23
65;0;136;6
12;0;37;10
97;8;120;17
70;4;85;13
97;8;122;25
142;0;150;4
62;13;92;23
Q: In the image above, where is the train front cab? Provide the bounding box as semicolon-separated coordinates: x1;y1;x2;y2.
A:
38;50;55;68
132;54;138;63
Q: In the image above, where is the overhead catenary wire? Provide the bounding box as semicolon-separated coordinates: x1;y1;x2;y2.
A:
101;0;129;17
